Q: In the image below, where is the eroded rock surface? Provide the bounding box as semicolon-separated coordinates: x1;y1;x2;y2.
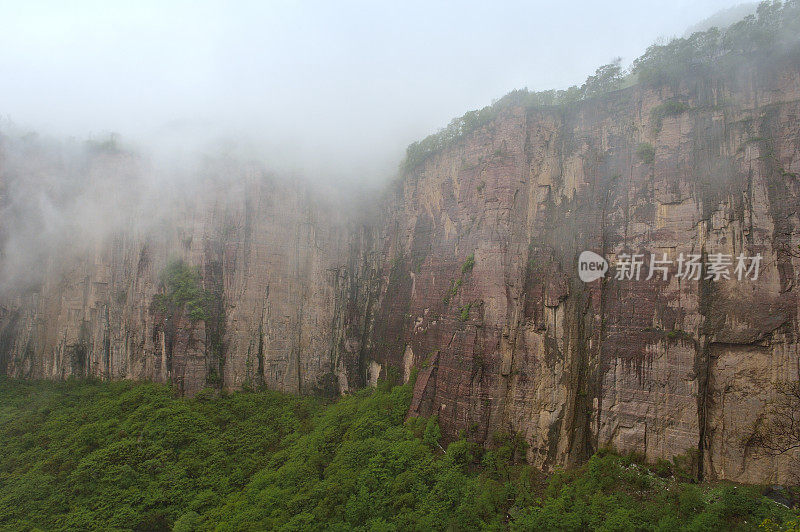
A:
2;60;800;483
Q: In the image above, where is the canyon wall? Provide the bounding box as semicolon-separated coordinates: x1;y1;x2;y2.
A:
0;158;379;397
2;58;800;483
367;58;800;484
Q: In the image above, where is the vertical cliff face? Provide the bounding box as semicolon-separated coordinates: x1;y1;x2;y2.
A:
365;58;800;484
0;155;380;397
2;59;800;484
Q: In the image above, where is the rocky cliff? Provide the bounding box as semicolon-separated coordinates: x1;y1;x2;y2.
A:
2;58;800;484
370;56;800;484
0;152;381;397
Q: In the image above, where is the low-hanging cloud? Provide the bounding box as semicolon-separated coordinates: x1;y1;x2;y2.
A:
0;0;745;181
0;0;755;293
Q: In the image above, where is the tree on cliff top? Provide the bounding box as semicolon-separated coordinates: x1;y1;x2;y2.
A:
400;0;800;173
581;58;624;99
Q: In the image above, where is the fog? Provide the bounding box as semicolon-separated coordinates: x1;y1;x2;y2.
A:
0;0;761;293
1;0;749;183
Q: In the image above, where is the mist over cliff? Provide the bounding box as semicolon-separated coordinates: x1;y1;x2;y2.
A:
0;126;385;295
3;0;800;489
0;1;756;179
3;1;791;294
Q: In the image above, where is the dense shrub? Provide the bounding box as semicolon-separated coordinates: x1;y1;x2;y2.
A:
0;378;317;530
153;260;212;322
636;142;656;165
0;377;795;530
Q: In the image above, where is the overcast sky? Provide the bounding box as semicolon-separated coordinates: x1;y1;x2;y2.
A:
0;0;751;183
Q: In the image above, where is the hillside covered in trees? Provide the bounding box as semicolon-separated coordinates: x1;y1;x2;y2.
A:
0;377;797;531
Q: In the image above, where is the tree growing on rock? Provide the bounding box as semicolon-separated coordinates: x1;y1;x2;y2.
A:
749;380;800;479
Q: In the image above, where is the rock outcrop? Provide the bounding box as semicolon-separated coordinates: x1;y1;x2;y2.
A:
2;58;800;484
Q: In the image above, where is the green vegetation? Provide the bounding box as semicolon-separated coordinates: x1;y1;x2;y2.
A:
153;260;212;322
401;1;800;172
0;378;317;530
581;58;626;99
442;278;462;305
632;1;800;86
459;303;472;322
665;329;694;341
0;377;796;530
462;253;476;275
442;254;477;307
636;142;656;165
650;100;692;133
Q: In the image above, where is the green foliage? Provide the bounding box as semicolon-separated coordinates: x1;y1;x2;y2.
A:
401;105;501;172
459;303;472;321
510;453;795;532
442;277;462;305
153;260;212;322
0;378;795;531
633;1;800;86
0;378;317;531
761;515;800;531
651;100;691;133
636;142;656;165
462;253;476;275
652;458;673;477
672;449;700;482
399;84;583;172
423;415;442;449
582;58;625;99
442;255;476;308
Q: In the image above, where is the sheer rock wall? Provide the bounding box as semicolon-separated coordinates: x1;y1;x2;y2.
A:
2;61;799;483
